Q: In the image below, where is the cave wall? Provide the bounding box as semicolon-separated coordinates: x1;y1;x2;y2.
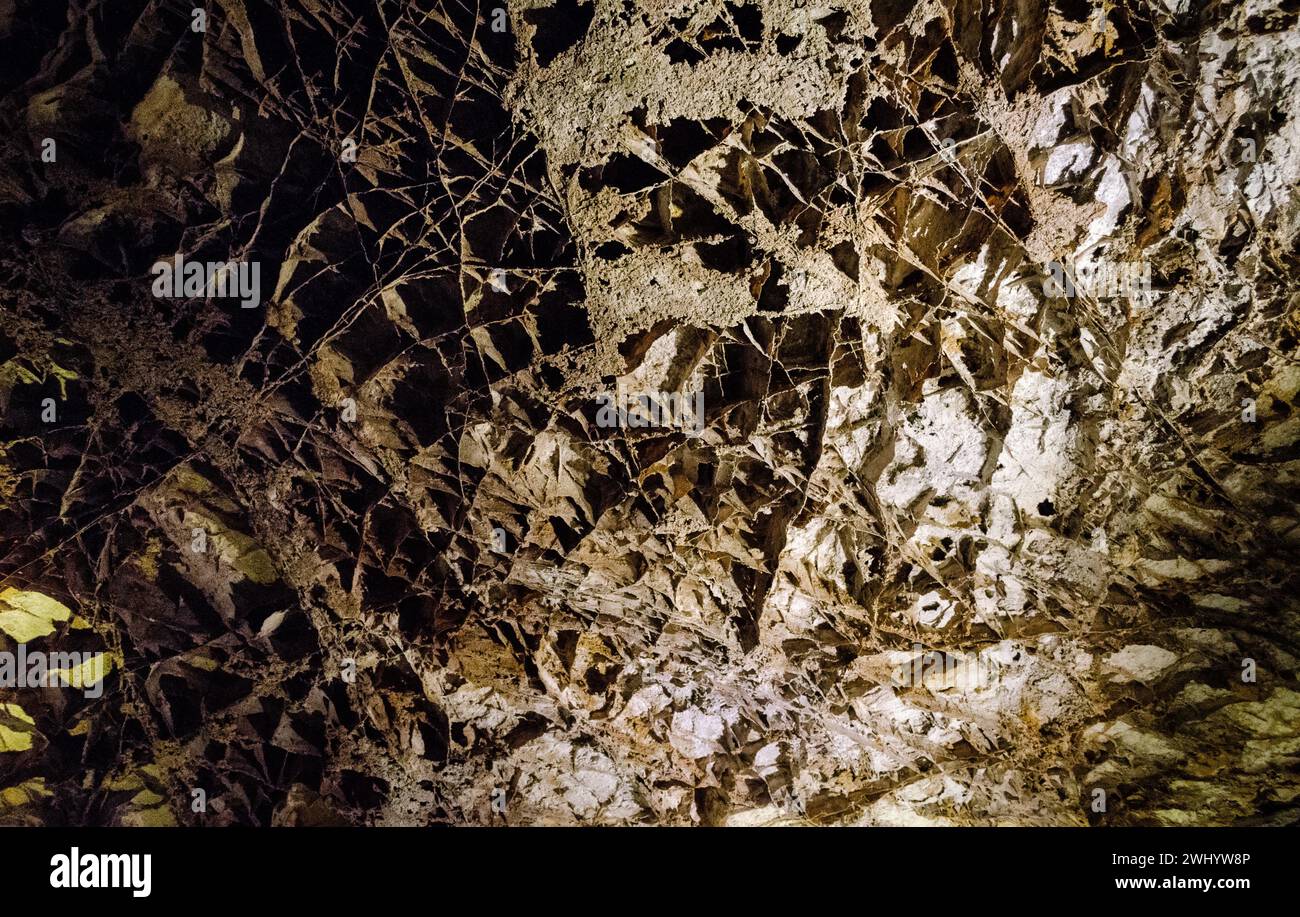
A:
0;0;1297;826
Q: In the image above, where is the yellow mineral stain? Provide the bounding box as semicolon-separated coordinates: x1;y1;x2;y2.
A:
0;589;72;642
137;537;162;580
0;777;49;810
50;652;119;690
0;703;36;753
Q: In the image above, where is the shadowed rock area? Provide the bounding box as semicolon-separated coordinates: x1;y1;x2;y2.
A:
0;0;1297;826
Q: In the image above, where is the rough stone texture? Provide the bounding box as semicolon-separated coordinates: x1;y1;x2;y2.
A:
0;0;1298;826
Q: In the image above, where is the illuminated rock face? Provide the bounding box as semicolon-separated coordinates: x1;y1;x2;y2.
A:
0;1;1298;826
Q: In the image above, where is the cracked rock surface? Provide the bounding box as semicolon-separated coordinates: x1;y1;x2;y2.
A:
0;0;1298;826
